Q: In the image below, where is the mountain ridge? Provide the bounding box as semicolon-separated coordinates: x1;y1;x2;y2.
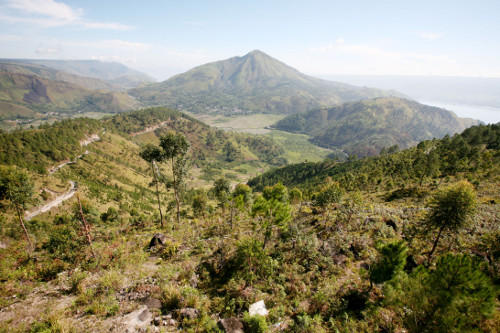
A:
130;50;400;114
273;97;480;156
0;59;155;89
0;61;121;91
0;70;137;120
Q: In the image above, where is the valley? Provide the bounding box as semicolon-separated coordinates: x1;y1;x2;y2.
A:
0;52;498;333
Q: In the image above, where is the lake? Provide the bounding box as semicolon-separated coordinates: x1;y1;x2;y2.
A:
420;101;500;124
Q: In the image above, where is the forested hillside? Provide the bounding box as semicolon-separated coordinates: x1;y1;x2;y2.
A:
249;123;499;192
0;112;498;332
273;97;480;156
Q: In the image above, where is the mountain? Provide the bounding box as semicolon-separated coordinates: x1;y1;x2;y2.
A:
0;59;155;89
129;50;399;115
273;97;480;156
0;61;120;91
0;71;137;120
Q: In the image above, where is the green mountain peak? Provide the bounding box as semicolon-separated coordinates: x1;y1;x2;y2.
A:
130;51;397;114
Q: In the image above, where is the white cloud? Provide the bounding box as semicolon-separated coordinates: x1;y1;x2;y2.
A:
90;55;138;65
1;0;131;30
36;43;63;54
81;22;131;31
7;0;82;21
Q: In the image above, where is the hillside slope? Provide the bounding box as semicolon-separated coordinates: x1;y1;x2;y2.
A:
0;59;155;89
273;97;480;156
0;71;137;120
0;114;498;332
248;123;499;192
0;61;120;91
130;50;399;115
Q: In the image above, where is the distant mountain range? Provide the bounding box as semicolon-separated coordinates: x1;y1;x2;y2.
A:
0;61;120;91
0;59;155;89
130;50;400;115
0;59;155;124
273;97;480;156
0;71;137;120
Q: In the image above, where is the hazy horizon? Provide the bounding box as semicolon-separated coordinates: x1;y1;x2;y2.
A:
1;0;500;81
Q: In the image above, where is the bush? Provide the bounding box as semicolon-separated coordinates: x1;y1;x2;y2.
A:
386;253;495;332
44;225;83;263
369;241;407;285
230;238;275;285
242;313;268;333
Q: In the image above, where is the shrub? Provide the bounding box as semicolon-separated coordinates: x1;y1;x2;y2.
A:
242;313;268;333
369;241;407;285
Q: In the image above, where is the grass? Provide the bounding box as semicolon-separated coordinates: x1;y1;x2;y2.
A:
188;112;332;163
188;112;285;134
266;129;332;163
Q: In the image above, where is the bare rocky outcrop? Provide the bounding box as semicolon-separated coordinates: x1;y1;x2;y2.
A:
122;306;152;332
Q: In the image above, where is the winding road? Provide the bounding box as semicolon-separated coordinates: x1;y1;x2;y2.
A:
25;182;77;221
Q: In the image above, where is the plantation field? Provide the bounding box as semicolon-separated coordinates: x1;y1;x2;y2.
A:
188;113;284;134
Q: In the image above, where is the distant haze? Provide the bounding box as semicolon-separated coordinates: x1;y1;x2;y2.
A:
318;75;500;124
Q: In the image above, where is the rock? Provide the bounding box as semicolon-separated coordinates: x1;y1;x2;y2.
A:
138;309;151;321
178;307;200;320
149;233;168;248
122;306;152;332
249;300;268;316
0;240;7;249
153;316;162;326
218;317;244;333
144;297;162;309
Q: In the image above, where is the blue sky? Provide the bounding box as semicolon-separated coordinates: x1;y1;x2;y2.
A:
1;0;499;81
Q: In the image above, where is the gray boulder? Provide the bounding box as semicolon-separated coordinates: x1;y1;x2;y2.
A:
178;307;200;320
144;297;162;309
218;317;244;333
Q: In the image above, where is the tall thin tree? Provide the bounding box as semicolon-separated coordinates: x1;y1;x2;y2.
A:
140;144;165;227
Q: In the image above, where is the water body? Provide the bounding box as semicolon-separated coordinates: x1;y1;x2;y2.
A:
418;101;500;125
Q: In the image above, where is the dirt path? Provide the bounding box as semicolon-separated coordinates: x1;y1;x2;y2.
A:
25;181;76;220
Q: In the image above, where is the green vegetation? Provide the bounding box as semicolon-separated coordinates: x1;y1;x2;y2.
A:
0;109;497;332
0;166;36;254
273;97;479;156
425;181;478;260
248;123;500;193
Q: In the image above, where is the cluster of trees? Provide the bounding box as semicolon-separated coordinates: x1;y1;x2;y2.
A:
249;123;500;194
0;118;102;173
